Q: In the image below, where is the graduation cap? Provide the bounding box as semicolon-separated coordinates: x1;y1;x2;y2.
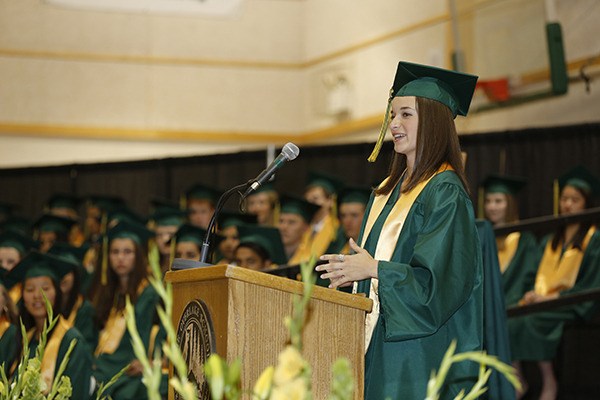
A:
85;195;126;212
481;174;527;196
33;214;77;235
0;230;38;255
248;181;277;196
236;225;287;265
306;171;344;195
149;198;181;214
217;212;257;230
368;61;478;162
0;216;32;236
147;209;187;228
47;242;88;265
184;184;221;204
107;206;145;227
338;186;372;206
171;223;208;247
7;250;78;286
558;165;600;197
107;220;154;245
279;195;320;223
45;193;82;213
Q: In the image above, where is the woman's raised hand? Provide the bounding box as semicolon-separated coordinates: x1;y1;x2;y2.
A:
316;238;378;289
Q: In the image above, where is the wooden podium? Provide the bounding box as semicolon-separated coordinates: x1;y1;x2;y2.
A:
164;263;372;399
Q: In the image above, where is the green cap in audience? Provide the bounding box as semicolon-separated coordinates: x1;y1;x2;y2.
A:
279;195;320;223
237;225;287;265
558;165;600;197
481;174;527;196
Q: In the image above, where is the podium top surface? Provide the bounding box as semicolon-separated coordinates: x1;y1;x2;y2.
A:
165;264;372;312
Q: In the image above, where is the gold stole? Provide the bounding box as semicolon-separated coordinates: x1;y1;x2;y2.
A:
496;232;521;274
534;226;596;296
67;295;84;326
28;316;72;394
0;315;10;337
8;283;21;305
288;214;339;265
358;164;452;351
95;279;149;356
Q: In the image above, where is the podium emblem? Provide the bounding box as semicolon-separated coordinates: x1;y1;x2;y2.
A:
176;299;216;400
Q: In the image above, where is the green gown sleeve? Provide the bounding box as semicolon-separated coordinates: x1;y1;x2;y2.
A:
376;181;481;340
58;328;93;400
74;299;99;351
0;324;18;376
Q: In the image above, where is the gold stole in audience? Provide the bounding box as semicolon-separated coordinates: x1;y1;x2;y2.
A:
288;214;339;265
0;315;10;337
497;232;521;274
534;226;596;296
358;164;452;351
28;316;71;393
66;295;84;326
95;279;149;356
8;283;21;305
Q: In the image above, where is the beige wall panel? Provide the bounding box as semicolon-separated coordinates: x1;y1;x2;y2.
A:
0;0;302;61
303;0;447;59
556;0;600;61
0;58;303;132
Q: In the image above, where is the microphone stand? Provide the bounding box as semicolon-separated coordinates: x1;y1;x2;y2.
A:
198;181;252;266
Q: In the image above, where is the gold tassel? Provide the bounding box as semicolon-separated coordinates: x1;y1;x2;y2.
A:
553;179;559;216
179;194;187;211
367;89;394;163
477;187;484;219
272;201;281;227
101;234;108;286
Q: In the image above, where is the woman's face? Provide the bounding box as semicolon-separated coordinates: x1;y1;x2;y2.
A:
23;276;56;321
39;231;57;253
218;226;239;261
560;185;587;215
109;238;137;278
389;96;419;163
60;271;75;297
234;247;269;271
188;199;214;230
246;193;273;225
484;193;508;225
155;225;178;256
0;247;21;271
175;241;201;261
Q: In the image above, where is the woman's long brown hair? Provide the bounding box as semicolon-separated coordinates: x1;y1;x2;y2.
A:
375;97;469;196
93;240;149;327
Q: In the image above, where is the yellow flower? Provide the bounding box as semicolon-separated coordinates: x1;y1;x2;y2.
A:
204;354;224;399
273;346;306;385
271;377;308;400
253;366;274;399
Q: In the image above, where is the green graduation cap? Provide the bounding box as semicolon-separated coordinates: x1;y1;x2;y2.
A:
306;171;344;195
47;242;88;265
236;225;287;265
249;181;277;195
107;206;145;227
45;193;82;213
33;214;77;235
279;195;320;223
7;250;78;286
150;198;181;214
85;195;126;212
1;216;32;236
107;220;154;245
148;209;187;228
481;174;527;196
171;223;208;247
0;230;38;255
184;184;221;204
368;61;478;162
558;165;600;196
338;186;372;206
217;212;257;230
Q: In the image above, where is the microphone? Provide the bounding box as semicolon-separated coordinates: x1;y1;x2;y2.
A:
243;142;300;198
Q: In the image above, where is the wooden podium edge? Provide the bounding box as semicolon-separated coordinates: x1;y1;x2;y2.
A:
165;264;372;312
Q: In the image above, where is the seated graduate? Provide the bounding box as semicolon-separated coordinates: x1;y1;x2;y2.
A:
0;216;32;237
48;243;98;350
326;186;372;255
147;203;186;274
181;183;221;230
44;193;85;247
301;171;343;258
0;282;19;376
278;195;320;265
216;212;257;265
481;174;540;306
245;182;280;227
9;251;93;399
0;230;38;304
32;214;77;253
509;165;600;400
234;225;287;271
92;220;160;400
171;223;212;262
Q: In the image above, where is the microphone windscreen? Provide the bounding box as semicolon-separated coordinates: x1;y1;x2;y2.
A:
282;142;300;161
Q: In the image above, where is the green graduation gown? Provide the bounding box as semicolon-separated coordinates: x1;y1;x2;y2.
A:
357;171;483;400
93;283;159;400
0;320;18;376
70;297;98;351
499;232;540;307
28;321;93;399
508;229;600;361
